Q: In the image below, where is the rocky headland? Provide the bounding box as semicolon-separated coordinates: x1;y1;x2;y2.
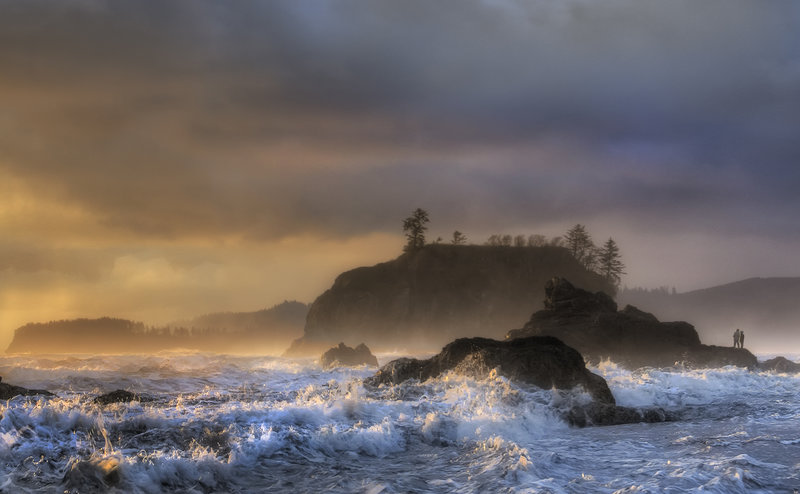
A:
286;245;613;356
507;277;759;369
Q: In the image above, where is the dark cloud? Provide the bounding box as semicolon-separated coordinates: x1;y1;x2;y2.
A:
0;0;798;239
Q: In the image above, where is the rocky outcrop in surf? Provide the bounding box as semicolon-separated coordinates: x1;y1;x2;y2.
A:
286;245;613;356
94;389;154;405
0;376;54;400
319;343;379;369
506;277;758;369
364;336;671;426
366;336;614;403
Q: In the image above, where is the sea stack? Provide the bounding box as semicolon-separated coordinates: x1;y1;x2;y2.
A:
507;277;758;369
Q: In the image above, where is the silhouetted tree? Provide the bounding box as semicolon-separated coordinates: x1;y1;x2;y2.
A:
403;208;430;251
597;237;625;286
501;234;513;246
527;234;547;247
452;231;467;245
486;234;502;246
514;235;526;247
565;224;597;270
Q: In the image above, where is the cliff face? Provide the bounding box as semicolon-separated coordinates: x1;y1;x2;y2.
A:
286;245;613;355
507;277;758;369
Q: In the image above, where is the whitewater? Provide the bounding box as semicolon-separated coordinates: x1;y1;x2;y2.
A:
0;352;798;493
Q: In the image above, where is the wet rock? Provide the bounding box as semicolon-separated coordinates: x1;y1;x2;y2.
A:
94;389;153;405
0;379;54;400
63;457;121;491
507;277;758;370
759;356;800;373
365;335;615;405
565;403;677;427
320;342;379;369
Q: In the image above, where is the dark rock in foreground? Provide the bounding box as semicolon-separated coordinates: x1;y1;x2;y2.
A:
0;376;54;400
366;336;615;404
365;336;671;427
759;356;800;373
320;343;379;369
507;278;759;370
94;389;153;405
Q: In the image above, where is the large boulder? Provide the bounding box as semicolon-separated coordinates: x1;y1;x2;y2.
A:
319;343;379;369
366;336;615;404
507;278;758;369
365;336;672;427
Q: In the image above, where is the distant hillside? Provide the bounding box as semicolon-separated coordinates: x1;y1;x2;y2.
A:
286;244;614;355
619;278;800;351
6;301;309;354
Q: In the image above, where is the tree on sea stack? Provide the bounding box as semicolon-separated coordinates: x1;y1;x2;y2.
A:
565;224;597;270
403;208;430;252
598;237;626;287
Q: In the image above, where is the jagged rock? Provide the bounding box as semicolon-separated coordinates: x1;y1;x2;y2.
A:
285;245;613;356
759;356;800;373
0;380;54;400
366;336;615;404
319;343;379;368
507;277;758;369
94;389;153;405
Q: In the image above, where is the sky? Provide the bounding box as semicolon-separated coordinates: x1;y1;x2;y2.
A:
1;0;799;348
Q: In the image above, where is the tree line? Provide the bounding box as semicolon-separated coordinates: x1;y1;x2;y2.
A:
401;209;625;287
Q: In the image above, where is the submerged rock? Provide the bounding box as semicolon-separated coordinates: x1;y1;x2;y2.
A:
320;343;379;369
366;336;615;404
566;403;677;427
0;377;54;400
94;389;153;405
759;356;800;373
507;277;758;370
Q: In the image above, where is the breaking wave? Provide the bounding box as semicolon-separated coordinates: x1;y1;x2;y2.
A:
1;353;798;493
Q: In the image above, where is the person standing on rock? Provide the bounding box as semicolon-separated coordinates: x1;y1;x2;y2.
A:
733;329;740;348
739;330;745;349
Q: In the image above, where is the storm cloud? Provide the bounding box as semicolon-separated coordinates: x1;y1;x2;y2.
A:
1;0;799;345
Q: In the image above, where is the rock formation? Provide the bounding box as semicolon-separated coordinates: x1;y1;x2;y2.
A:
365;336;671;427
0;376;54;400
286;245;613;355
94;389;153;405
319;343;379;369
507;277;758;369
759;356;800;373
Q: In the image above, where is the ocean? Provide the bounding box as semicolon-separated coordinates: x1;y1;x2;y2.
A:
0;352;798;493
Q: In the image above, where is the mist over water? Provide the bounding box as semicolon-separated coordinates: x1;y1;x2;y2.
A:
1;352;798;493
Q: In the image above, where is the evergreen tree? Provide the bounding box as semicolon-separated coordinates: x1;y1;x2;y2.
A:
451;230;467;245
402;208;430;251
598;237;626;286
565;224;597;269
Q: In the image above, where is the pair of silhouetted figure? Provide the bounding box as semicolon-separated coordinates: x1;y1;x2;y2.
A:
733;328;745;349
